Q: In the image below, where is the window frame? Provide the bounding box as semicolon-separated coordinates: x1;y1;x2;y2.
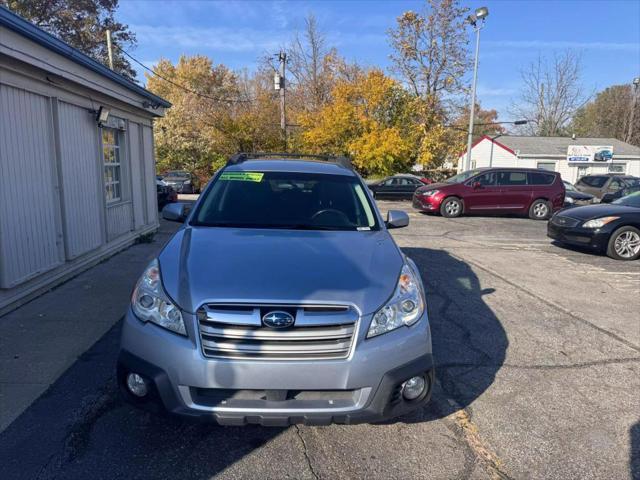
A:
101;127;123;204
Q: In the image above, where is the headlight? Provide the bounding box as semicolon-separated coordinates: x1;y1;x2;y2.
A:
367;264;425;338
582;216;619;229
131;259;186;335
420;190;439;197
565;196;574;204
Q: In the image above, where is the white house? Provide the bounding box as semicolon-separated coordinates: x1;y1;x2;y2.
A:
458;135;640;183
0;8;170;314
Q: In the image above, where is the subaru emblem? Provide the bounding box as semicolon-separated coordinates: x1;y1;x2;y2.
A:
262;311;295;329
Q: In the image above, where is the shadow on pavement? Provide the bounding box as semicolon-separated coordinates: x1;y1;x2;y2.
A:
397;247;508;423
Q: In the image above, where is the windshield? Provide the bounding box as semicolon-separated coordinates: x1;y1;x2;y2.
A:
165;171;190;178
563;181;577;192
612;191;640;207
445;169;484;184
193;171;378;231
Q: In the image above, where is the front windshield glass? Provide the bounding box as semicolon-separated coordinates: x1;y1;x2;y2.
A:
563;181;576;192
193;171;378;231
166;171;190;178
445;169;483;184
613;191;640;208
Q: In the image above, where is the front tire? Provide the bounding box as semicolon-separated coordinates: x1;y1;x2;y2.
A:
607;226;640;261
529;199;551;220
440;197;463;218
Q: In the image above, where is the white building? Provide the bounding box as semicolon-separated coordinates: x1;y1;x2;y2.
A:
459;135;640;183
0;8;170;314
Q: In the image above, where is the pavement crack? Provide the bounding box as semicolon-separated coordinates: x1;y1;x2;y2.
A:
451;253;640;353
294;425;320;480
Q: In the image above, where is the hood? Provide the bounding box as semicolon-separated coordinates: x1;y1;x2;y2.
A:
565;190;593;200
558;203;639;220
416;182;451;193
158;227;403;315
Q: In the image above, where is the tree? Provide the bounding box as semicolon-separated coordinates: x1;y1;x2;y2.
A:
3;0;137;78
571;84;640;146
286;14;336;112
510;51;590;136
388;0;470;101
299;69;418;176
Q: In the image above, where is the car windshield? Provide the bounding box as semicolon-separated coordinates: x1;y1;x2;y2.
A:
193;171;378;231
580;176;608;188
166;171;190;178
445;169;484;184
612;191;640;207
563;181;577;192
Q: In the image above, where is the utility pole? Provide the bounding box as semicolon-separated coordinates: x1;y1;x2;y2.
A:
276;51;287;149
106;30;114;70
626;78;639;144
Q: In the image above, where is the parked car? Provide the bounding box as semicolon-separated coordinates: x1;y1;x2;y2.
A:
600;182;640;204
547;191;640;260
412;168;565;220
563;180;595;207
156;179;177;210
368;174;430;199
574;174;639;200
118;153;433;425
162;170;200;194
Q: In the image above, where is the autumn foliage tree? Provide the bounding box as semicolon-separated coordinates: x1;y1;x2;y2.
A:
299;70;418;176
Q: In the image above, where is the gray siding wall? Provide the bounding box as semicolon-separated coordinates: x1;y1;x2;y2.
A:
128;123;146;229
57;101;104;259
0;85;63;288
142;125;158;225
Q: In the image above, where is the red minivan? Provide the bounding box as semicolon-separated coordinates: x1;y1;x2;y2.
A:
412;168;565;220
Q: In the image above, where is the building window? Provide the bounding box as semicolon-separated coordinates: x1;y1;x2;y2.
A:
608;163;626;174
102;128;121;202
537;162;556;171
577;166;588;178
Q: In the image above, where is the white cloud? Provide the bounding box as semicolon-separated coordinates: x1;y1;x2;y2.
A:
131;24;288;53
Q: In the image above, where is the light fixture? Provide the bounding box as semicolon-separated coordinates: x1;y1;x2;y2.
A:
475;6;489;19
96;106;110;126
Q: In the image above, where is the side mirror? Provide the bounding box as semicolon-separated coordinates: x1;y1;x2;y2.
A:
600;193;614;204
386;210;409;229
472;181;482;189
162;202;188;222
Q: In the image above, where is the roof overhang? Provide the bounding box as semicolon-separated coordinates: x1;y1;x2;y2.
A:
0;7;170;110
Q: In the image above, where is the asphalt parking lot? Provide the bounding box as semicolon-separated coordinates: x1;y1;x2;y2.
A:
1;199;638;480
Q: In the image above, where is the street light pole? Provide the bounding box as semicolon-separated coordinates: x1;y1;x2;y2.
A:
626;77;639;144
464;7;488;172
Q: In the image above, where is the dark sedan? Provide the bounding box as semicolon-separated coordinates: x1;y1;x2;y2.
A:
368;174;428;199
548;192;640;260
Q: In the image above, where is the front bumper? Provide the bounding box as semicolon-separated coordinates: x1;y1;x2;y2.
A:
118;309;433;425
547;222;610;251
412;194;443;212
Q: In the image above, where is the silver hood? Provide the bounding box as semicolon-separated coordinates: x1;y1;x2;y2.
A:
158;226;403;315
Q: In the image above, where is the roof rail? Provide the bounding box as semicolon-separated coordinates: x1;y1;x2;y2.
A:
227;152;352;169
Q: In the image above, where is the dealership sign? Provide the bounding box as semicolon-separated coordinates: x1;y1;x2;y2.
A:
567;145;614;163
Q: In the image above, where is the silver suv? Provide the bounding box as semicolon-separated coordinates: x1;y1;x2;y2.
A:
118;153;433;425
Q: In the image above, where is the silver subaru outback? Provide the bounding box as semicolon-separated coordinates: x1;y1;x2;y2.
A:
117;153;433;426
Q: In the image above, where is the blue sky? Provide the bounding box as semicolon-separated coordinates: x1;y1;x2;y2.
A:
118;0;640;117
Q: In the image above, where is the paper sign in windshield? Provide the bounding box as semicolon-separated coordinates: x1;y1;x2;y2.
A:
219;172;264;182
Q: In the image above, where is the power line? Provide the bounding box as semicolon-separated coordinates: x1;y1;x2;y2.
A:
113;44;256;104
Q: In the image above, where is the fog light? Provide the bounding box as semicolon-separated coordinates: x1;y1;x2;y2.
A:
126;373;148;397
401;375;426;400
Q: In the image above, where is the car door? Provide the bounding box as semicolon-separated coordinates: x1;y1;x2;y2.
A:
399;178;420;199
372;177;392;197
463;171;502;211
496;171;533;211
